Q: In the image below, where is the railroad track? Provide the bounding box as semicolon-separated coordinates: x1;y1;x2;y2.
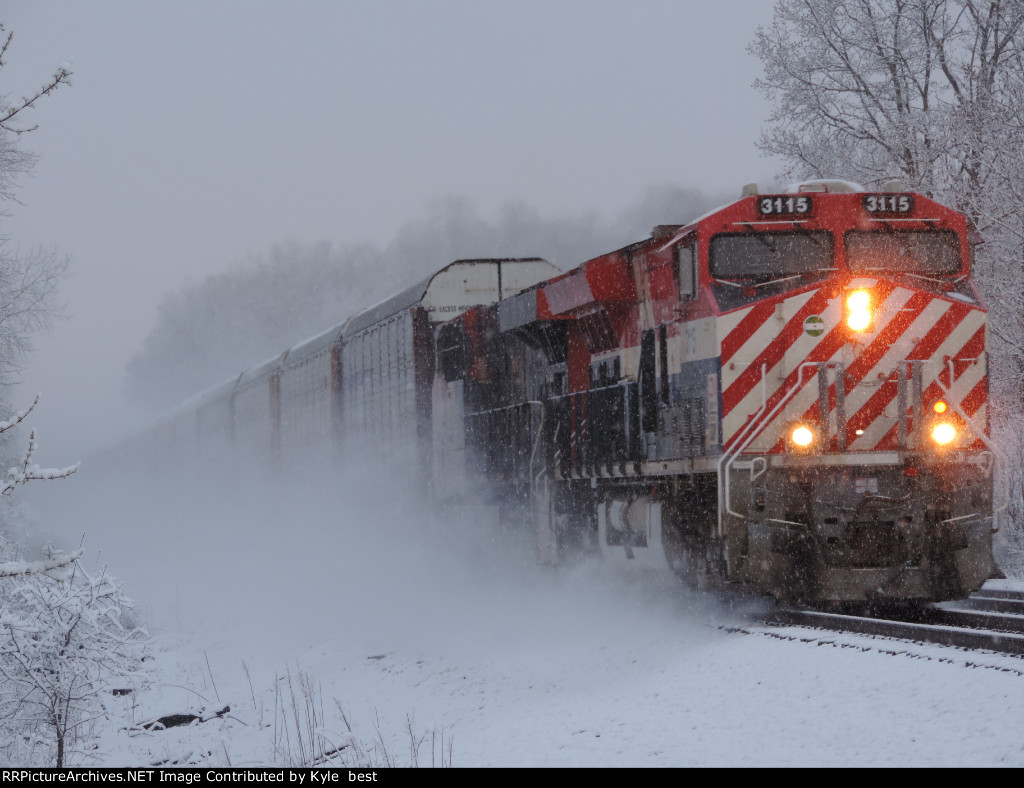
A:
762;586;1024;658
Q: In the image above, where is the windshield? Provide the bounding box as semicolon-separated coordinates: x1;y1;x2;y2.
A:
845;229;961;275
709;231;834;279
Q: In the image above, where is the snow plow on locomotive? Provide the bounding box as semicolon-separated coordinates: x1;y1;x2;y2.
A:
434;180;1001;604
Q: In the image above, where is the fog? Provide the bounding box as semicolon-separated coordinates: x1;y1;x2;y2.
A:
23;443;735;669
124;186;726;412
1;0;779;462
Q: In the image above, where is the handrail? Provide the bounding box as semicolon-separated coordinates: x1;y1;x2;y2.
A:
526;400;546;494
466;399;546;500
716;361;824;537
934;358;1008;527
716;362;769;537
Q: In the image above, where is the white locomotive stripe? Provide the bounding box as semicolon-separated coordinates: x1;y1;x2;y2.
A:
723;338;847;449
850;408;893;448
716;302;758;338
850;304;984;449
722;285;899;446
844;298;953;449
923;314;986;395
719;283;988;453
744;376;824;451
748;339;852;451
724;287;986;452
717;287;819;340
841;294;948;422
761;344;849;447
720;289;819;384
720;290;824;440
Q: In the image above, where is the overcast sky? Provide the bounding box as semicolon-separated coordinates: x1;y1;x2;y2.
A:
3;0;781;460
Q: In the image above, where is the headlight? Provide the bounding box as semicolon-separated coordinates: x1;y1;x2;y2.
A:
790;424;815;449
845;289;873;332
931;422;956;446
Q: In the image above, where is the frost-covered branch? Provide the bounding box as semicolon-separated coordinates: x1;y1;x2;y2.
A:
0;26;73;135
0;393;36;434
1;424;79;497
0;548;83;578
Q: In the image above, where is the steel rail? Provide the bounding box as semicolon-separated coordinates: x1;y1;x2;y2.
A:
765;606;1024;657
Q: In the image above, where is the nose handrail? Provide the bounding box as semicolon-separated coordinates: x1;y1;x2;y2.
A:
933;358;1007;528
717;361;824;537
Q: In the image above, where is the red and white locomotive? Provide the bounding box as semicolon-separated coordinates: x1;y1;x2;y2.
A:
432;180;1000;603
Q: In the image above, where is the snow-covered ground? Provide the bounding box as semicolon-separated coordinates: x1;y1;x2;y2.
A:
24;460;1024;768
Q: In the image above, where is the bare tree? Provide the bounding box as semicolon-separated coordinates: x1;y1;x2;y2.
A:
0;395;78;495
0;24;72;386
750;1;1024;197
0;26;143;768
0;24;72;202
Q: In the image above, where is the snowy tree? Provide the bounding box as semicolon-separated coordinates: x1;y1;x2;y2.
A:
0;25;147;768
0;397;144;768
0;24;71;386
0;23;73;468
0;22;72;542
0;542;149;767
750;1;1024;198
0;395;77;496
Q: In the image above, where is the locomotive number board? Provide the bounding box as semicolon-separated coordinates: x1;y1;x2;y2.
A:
756;195;813;216
863;194;914;214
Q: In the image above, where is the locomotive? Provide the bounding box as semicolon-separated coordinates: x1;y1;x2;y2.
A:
137;179;1001;604
431;179;1001;603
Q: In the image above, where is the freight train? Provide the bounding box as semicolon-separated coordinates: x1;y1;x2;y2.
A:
133;179;1002;604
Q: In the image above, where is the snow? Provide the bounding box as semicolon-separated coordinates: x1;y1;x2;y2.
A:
784;179;868;194
24;459;1024;768
0;547;82;577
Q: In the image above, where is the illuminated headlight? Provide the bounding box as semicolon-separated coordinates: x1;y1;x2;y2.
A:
791;425;815;449
931;422;957;446
845;289;873;332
